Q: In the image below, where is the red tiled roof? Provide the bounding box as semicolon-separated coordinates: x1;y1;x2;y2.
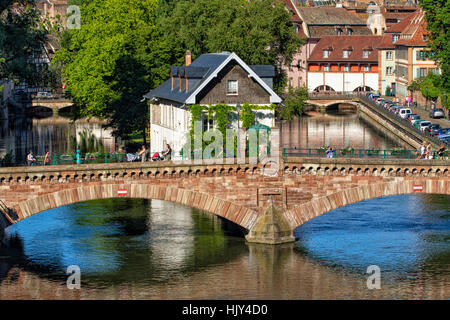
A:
392;11;429;46
385;11;418;33
308;35;383;62
283;0;306;38
377;33;395;49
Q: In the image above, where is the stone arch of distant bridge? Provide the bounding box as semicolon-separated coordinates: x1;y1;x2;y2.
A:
282;179;450;230
7;184;259;231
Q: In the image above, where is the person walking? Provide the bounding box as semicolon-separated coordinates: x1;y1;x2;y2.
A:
437;144;446;160
418;142;426;159
76;149;82;164
425;143;432;159
43;151;50;166
137;145;147;162
27;151;36;166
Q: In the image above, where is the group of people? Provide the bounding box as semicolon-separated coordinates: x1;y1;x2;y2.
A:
418;142;446;159
26;151;50;166
136;143;172;162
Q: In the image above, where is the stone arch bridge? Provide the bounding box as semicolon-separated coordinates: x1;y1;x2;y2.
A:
0;158;449;244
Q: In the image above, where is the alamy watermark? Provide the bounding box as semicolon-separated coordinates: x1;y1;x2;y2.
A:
66;265;81;289
366;265;381;290
179;121;280;177
67;5;81;30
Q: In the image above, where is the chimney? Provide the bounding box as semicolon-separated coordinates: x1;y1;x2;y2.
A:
185;50;192;66
170;72;174;90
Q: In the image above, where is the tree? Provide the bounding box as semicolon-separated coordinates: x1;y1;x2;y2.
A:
0;0;47;83
159;0;304;94
279;86;309;120
421;0;450;108
53;0;177;141
420;73;442;102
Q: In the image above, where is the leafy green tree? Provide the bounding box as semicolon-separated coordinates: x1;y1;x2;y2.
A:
279;86;309;120
0;0;47;83
421;0;450;108
54;0;177;141
159;0;304;94
420;73;442;101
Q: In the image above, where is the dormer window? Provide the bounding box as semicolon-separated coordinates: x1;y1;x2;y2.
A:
393;34;399;43
294;24;299;34
323;47;333;58
346;28;353;35
362;50;371;59
336;27;343;35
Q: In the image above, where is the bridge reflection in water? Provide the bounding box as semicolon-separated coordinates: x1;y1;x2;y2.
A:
0;194;448;300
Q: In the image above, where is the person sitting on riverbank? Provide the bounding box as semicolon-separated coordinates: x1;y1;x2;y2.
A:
137;145;147;162
162;144;172;161
325;146;335;158
27;151;36;166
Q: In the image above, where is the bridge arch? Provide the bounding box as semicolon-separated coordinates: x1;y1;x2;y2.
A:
8;184;258;231
283;179;450;230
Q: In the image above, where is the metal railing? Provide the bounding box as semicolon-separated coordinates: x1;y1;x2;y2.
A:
282;147;449;160
21;153;129;167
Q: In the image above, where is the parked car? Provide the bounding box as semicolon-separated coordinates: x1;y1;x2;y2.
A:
429;108;445;119
426;124;442;135
35;92;54;99
398;108;412;119
407;113;420;124
416;121;432;132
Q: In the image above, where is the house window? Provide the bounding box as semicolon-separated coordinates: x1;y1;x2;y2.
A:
364;65;370;72
393;34;399;43
323;50;330;58
324;65;330;72
289;78;293;87
343;50;350;58
417;68;427;78
298;77;302;87
362;50;370;59
346;28;353;35
386;51;393;60
336;28;343;35
343;65;349;72
386;66;393;75
227;80;238;95
294;24;299;34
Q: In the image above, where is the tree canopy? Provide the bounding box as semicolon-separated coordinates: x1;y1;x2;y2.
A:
54;0;178;140
159;0;304;93
421;0;450;107
0;0;47;84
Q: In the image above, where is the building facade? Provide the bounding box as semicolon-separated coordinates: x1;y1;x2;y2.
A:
144;52;281;159
307;35;383;93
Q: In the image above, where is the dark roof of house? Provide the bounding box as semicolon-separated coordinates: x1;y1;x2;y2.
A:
308;35;383;62
298;7;368;25
144;52;280;104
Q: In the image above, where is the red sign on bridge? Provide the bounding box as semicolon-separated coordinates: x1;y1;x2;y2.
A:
117;189;128;196
413;185;423;192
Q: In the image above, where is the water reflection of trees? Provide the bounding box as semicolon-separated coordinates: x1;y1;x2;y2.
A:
2;199;248;287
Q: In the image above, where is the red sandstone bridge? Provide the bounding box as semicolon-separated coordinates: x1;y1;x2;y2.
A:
1;157;449;244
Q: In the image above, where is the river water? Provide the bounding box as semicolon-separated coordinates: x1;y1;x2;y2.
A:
0;195;448;300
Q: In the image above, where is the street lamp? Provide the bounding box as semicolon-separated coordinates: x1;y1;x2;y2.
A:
425;87;428;111
236;103;240;158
